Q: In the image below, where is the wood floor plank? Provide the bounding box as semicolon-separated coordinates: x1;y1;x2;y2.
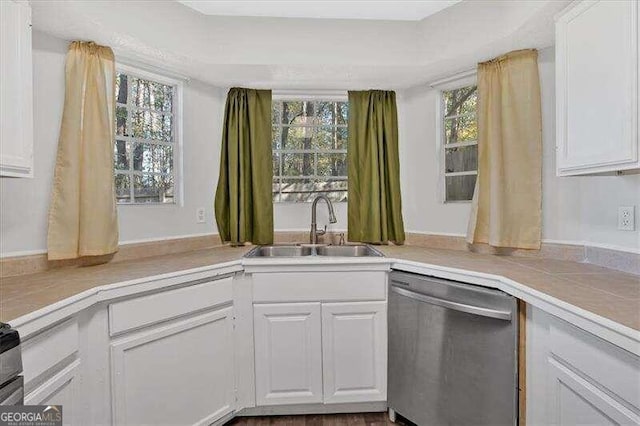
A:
304;415;324;426
227;413;391;426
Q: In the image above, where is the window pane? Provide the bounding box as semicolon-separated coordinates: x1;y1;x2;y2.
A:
272;99;348;203
276;179;346;203
115;73;128;104
277;179;316;203
336;102;348;125
272;101;282;125
445;175;476;202
282;101;304;124
272;152;280;176
131;77;173;112
444;86;477;117
317;153;347;177
115;174;131;203
272;180;281;202
288;101;317;126
132;143;173;173
283;153;314;176
444;115;477;144
116;106;128;136
272;126;282;150
336;127;347;150
114;140;129;170
313;127;334;150
445;145;478;173
131;110;172;142
316;102;335;125
282;126;313;150
321;180;348;202
134;174;174;203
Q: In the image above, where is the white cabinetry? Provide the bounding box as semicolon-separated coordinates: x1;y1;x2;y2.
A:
0;0;33;177
110;308;235;426
22;319;81;426
249;268;389;409
527;307;640;425
555;0;639;176
108;277;236;426
25;361;81;426
322;302;386;404
253;303;323;406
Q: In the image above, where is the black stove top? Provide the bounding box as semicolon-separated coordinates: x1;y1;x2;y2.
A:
0;322;20;354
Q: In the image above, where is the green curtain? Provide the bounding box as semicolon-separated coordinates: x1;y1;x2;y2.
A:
347;90;405;244
214;88;273;245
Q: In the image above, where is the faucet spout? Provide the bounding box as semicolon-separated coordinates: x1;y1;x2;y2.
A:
310;195;337;244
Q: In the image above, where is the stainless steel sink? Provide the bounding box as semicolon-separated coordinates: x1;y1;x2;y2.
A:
247;245;312;257
245;244;383;258
316;245;383;257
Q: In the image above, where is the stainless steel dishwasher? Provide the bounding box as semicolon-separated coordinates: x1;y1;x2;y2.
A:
388;271;518;426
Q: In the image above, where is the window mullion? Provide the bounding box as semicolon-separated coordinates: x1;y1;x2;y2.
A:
127;78;135;203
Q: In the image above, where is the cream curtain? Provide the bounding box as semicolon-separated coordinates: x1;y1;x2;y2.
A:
466;49;542;249
47;42;118;260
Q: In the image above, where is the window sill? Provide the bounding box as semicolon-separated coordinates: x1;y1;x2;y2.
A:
117;202;178;206
273;200;348;205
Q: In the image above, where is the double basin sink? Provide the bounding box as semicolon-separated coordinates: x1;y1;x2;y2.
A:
245;244;383;258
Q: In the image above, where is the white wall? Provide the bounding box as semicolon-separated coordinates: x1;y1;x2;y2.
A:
0;31;343;256
2;33;637;256
398;47;640;252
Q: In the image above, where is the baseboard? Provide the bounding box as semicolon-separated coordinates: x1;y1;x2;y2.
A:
238;402;387;416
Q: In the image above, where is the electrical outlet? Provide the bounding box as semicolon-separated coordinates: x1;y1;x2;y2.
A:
196;207;206;224
617;206;635;231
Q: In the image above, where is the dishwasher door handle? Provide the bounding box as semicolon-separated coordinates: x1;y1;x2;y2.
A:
390;285;512;321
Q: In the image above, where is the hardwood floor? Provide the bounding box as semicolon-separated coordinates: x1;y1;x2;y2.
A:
226;412;402;426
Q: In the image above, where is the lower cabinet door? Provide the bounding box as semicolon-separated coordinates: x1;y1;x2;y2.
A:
253;302;322;406
321;301;387;404
25;360;81;426
110;307;235;426
548;358;639;426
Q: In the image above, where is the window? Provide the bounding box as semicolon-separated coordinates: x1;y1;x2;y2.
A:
113;67;180;204
272;100;348;203
440;85;478;202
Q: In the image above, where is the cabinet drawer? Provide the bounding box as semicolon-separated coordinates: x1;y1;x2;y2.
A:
109;277;233;336
550;317;640;410
22;319;78;386
252;272;386;303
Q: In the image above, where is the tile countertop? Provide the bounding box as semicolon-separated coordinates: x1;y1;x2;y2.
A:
1;245;638;335
378;246;640;332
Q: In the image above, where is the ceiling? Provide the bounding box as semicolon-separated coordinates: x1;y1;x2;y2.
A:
30;0;571;90
177;0;462;21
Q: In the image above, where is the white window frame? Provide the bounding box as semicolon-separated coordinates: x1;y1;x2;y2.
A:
433;73;478;204
272;90;348;203
114;63;184;206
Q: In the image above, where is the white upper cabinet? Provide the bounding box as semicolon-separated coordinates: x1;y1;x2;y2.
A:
0;0;33;177
555;0;639;176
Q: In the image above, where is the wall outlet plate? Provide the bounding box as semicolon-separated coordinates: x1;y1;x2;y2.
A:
617;206;635;231
196;207;206;224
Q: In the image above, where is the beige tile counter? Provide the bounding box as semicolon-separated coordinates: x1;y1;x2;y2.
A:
0;246;250;322
379;246;640;331
1;245;638;333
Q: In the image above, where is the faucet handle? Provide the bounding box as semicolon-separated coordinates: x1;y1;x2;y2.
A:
339;233;345;246
316;225;327;236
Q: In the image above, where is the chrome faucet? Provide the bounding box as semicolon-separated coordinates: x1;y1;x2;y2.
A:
310;195;337;244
